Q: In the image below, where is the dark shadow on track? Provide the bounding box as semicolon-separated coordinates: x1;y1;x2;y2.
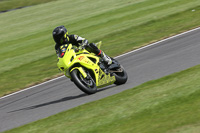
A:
8;85;116;113
8;93;88;113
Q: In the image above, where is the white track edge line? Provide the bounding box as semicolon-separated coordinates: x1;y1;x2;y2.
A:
1;27;200;100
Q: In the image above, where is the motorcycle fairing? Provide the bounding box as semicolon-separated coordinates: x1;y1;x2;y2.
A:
57;44;116;88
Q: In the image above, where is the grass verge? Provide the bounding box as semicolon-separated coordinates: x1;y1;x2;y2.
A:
0;0;200;97
4;63;200;133
0;0;57;12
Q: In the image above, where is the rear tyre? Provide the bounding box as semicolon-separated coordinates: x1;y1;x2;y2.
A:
71;69;97;94
113;66;128;85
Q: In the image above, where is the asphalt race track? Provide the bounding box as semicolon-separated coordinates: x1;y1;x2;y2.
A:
1;27;200;132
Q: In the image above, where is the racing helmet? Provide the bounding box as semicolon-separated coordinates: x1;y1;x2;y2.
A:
52;25;68;44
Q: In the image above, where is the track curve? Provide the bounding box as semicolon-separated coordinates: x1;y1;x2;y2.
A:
1;28;200;132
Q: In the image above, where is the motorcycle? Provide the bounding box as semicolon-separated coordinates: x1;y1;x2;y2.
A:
57;41;128;94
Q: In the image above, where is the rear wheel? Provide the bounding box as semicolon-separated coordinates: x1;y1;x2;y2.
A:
113;66;128;85
71;69;97;94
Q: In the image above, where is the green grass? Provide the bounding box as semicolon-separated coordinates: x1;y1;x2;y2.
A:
0;0;200;97
4;63;200;133
0;0;57;12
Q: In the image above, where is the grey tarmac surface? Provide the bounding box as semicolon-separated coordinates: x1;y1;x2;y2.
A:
1;28;200;132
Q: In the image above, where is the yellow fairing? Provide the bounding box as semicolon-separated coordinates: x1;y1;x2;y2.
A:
57;43;116;88
97;68;116;88
57;44;75;72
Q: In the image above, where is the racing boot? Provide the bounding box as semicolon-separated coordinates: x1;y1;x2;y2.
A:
100;51;112;65
88;43;112;65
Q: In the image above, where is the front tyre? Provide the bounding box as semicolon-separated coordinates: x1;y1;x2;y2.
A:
71;69;97;95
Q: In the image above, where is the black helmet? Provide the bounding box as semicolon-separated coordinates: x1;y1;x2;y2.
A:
52;25;68;44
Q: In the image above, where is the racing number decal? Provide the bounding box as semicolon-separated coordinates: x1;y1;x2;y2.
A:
78;56;84;61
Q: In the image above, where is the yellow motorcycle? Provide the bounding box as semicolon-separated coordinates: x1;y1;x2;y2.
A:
57;42;128;94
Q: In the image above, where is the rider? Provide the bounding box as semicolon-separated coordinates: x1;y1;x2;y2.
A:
52;25;112;65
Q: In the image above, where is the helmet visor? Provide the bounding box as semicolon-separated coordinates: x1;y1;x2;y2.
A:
60;32;68;44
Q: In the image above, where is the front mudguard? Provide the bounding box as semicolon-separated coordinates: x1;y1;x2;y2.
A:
70;67;87;78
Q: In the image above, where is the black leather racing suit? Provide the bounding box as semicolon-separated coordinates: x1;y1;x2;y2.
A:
55;34;102;57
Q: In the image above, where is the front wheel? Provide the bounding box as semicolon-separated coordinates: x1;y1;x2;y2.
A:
71;69;97;94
